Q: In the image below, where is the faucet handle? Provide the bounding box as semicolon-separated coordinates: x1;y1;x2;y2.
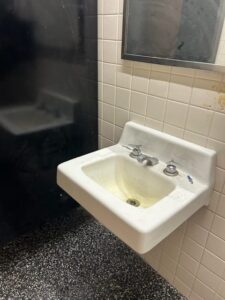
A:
164;160;179;176
122;144;142;157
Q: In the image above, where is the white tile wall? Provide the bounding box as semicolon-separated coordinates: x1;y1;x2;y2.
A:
98;0;225;298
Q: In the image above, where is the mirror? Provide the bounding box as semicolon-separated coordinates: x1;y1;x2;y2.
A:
122;0;225;72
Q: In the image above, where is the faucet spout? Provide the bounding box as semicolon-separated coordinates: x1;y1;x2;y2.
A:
137;154;159;166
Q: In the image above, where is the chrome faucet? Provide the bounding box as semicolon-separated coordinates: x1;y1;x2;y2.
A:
123;144;159;166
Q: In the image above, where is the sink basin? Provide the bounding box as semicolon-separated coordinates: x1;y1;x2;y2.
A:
57;122;216;254
82;155;175;208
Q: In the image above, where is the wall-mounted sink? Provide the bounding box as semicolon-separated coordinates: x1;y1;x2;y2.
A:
57;122;216;254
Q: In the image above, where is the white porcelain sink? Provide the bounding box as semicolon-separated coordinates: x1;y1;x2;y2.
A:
57;122;216;254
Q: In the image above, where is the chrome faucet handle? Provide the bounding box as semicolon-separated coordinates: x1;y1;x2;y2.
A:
122;144;142;157
164;160;179;176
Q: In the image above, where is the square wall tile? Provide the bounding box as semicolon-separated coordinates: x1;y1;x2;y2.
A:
115;87;130;110
103;40;117;63
103;0;118;14
103;84;115;105
186;106;213;135
103;103;114;123
146;95;166;121
115;107;129;127
165;101;188;128
132;68;150;94
149;71;170;98
168;75;193;103
210;112;225;143
103;15;118;40
130;91;147;115
103;63;116;85
116;66;132;89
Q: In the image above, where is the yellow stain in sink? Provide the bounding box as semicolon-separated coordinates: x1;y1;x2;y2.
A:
105;182;157;208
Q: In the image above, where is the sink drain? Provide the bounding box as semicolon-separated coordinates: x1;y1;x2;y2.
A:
126;198;140;207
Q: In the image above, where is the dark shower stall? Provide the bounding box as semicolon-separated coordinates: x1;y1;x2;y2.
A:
0;0;98;244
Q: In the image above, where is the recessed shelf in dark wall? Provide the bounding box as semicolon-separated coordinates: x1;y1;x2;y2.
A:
0;0;98;244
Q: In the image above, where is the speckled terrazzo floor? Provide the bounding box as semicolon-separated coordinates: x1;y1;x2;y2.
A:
0;207;186;300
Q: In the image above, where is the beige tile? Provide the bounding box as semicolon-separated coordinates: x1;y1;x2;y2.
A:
98;119;102;135
98;39;103;61
192;279;215;300
117;15;123;40
101;121;114;140
146;96;166;121
103;103;114;123
179;251;199;275
176;265;195;288
103;84;115;105
101;137;114;148
211;215;225;241
215;168;225;193
191;78;219;110
182;237;204;262
98;15;103;38
98;101;103;119
217;278;225;298
173;277;190;298
168;75;193;103
118;0;124;14
206;233;225;261
186;106;213;136
183;131;207;147
103;15;118;40
145;118;163;131
115;107;129;127
130;91;147;115
202;249;225;277
158;266;175;284
208;191;220;213
116;66;132;89
189;207;214;230
210;112;225;143
103;63;116;85
103;0;118;14
171;66;195;77
98;83;103;101
115;87;130;109
132;68;150;94
98;0;103;15
160;253;177;275
207;139;225;169
197;265;220;292
129;112;145;125
214;293;225;300
151;64;171;73
133;61;151;71
186;221;208;247
195;70;222;81
216;194;225;219
149;71;170;98
98;61;103;82
103;40;117;63
189;291;203;300
163;124;184;138
114;125;123;143
165;101;188;128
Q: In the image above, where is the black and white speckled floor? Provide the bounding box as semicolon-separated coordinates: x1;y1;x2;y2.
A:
0;207;186;300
